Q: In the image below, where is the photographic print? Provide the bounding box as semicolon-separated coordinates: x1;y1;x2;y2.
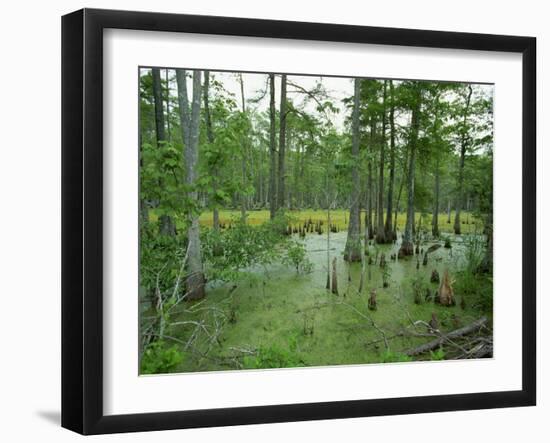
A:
138;68;494;375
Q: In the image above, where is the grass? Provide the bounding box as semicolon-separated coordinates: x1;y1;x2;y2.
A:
188;208;484;234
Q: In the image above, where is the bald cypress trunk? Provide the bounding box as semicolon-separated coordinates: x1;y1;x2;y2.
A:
238;73;248;223
177;69;205;300
344;78;362;262
376;81;388;243
176;70;190;148
432;157;440;237
152;68;166;143
384;80;396;240
165;69;171;142
431;99;442;238
399;84;422;257
278;74;287;211
454;85;473;235
203;71;219;233
366;118;375;240
268;74;277;220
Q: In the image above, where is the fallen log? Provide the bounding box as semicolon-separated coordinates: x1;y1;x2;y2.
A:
405;316;488;356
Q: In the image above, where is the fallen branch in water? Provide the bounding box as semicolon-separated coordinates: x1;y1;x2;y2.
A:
405;316;488;356
337;301;390;350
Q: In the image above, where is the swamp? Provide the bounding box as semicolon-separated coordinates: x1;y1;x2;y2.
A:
139;69;493;374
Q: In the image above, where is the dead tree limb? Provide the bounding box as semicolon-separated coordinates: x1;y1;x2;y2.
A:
405;316;488;356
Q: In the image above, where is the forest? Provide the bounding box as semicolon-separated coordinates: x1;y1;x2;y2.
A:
139;68;494;374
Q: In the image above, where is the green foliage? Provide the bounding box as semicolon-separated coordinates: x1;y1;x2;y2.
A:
139;222;184;300
454;270;493;312
138;69;494;372
411;272;427;305
140;341;184;374
283;240;313;274
463;234;485;275
381;350;413;363
243;335;303;369
202;214;292;281
429;347;446;361
454;234;492;312
382;263;392;288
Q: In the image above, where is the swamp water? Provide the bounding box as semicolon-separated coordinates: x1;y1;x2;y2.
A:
169;231;490;373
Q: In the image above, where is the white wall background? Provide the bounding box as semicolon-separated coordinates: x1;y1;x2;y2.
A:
0;0;546;441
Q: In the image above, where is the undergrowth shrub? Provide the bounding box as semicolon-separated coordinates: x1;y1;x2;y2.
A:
243;335;303;369
283;241;313;274
140;340;184;374
381;350;413;363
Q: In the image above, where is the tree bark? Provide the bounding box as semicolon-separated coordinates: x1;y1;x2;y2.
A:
399;84;422;257
394;150;408;236
376;81;388;243
179;70;205;300
365;117;375;240
326;170;332;290
431;94;442;238
384;80;396;240
432;156;440;237
152;68;166;144
165;69;171;142
344;78;362;262
278;74;287;210
202;71;219;233
176;70;191;149
268;74;277;220
454;85;473;235
238;73;248;223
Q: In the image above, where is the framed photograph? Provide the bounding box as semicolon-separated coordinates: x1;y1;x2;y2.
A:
62;8;536;435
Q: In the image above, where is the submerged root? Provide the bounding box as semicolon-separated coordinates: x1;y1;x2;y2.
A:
399;241;414;258
368;289;377;310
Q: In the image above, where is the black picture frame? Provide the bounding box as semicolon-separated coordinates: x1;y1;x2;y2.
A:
62;8;536;435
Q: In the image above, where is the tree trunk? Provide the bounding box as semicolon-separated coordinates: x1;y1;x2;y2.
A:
366;160;373;240
399;84;422;257
432;157;440;237
176;70;191;148
326;170;331;290
152;68;175;236
454;85;473;235
376;81;388;243
179;70;205;300
366;116;375;240
268;74;277;220
278;74;287;210
139;129;149;225
202;71;219;233
165;69;171;142
384;80;396;240
238;73;248;223
394;153;407;235
430;93;442;238
152;68;166;144
344;78;362;262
